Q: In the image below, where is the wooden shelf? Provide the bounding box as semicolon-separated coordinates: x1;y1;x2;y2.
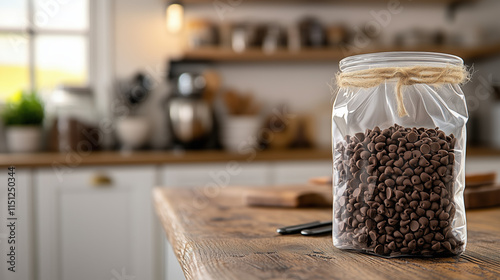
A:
176;44;500;62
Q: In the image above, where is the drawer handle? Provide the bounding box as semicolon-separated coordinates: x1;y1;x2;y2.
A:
91;174;113;187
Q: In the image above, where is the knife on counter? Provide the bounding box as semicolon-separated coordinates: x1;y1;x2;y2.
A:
277;220;332;236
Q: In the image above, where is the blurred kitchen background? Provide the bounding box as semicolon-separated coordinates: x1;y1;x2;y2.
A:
1;1;500;280
1;0;500;152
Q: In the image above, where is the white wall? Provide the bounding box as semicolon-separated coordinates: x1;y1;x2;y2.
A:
113;0;174;148
111;0;500;146
114;0;171;79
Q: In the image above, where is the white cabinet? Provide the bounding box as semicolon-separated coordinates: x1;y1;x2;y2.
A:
0;168;34;280
34;166;158;280
272;160;332;185
163;237;185;280
161;163;270;187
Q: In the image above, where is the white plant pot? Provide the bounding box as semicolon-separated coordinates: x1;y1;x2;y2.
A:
116;116;151;150
5;126;42;153
222;116;261;151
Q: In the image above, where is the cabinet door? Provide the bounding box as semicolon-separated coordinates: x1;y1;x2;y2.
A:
0;168;34;280
272;160;332;185
161;163;270;187
164;237;186;280
35;166;157;280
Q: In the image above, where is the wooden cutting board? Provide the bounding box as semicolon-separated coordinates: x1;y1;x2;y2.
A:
242;173;500;209
243;184;332;208
465;184;500;209
465;172;496;188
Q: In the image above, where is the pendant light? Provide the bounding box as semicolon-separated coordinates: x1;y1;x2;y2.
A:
166;1;184;33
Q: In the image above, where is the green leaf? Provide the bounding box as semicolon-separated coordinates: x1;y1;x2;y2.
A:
2;90;45;126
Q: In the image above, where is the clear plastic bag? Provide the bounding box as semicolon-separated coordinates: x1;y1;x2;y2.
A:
332;52;468;257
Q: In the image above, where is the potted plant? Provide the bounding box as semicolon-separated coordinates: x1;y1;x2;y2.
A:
2;91;45;153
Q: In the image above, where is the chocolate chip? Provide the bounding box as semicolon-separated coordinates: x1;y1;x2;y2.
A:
419;172;431;182
360;151;371;160
408;239;417;250
416;207;425;216
403;151;412;160
407;132;418;143
440;156;449;165
412;150;422;158
384;187;393;199
378;234;387;244
418;217;429;228
429;142;440;152
419;157;430;167
419;144;431;154
437;166;447;176
403;168;414;176
432;242;441;251
430;193;440;202
411;175;421;184
439;211;450;221
409;201;419;209
429;220;439;230
375;135;387;143
410;212;419;220
385;179;395;187
442;241;452;251
410;220;419;232
388;218;398;226
414;167;424;176
440;221;449;228
375;142;385;151
388;144;398;153
355;132;365;142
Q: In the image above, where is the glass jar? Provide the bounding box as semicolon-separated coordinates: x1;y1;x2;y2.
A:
332;52;468;257
45;86;101;152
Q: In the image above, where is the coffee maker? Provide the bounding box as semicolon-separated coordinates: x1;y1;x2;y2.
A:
166;72;220;149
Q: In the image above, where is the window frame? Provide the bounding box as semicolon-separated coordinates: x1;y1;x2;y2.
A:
0;0;93;98
0;0;112;149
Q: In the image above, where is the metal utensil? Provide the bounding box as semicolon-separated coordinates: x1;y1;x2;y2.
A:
301;225;333;236
277;220;332;235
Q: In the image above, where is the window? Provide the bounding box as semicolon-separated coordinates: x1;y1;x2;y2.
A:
0;0;89;99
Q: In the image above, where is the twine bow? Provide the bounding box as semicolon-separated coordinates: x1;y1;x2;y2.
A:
336;65;469;117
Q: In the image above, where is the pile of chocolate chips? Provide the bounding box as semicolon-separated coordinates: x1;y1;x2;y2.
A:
333;124;463;257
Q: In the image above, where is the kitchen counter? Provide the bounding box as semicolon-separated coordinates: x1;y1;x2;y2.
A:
0;146;499;167
0;149;331;167
153;187;500;280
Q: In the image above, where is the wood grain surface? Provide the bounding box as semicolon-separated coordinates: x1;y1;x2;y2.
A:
153;187;500;280
243;184;332;207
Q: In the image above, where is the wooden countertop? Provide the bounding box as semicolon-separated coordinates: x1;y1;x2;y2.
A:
0;149;332;167
153;187;500;280
0;146;499;167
